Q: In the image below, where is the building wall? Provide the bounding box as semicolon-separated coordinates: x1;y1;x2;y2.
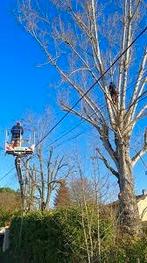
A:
137;197;147;221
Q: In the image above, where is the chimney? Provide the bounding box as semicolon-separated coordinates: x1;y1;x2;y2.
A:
142;189;147;196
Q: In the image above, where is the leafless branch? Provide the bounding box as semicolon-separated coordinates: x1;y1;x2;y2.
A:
96;148;119;178
132;129;147;167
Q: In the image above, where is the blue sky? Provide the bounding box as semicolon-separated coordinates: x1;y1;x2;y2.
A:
0;0;56;184
0;0;90;189
0;0;56;124
0;0;146;196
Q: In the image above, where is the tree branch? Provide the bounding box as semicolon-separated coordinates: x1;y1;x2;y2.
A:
31;28;107;121
61;103;99;128
98;123;118;164
119;0;132;112
128;48;147;120
131;0;141;21
90;0;104;74
96;148;119;178
124;104;147;135
53;28;101;85
132;104;147;123
132;129;147;167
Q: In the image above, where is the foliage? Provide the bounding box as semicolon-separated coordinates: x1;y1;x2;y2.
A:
0;210;12;228
54;180;71;208
0;187;16;193
0;187;20;227
0;209;21;228
102;236;147;263
9;207;114;262
7;207;147;262
0;187;20;213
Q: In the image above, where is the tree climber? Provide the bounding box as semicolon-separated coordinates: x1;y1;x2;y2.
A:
109;82;118;104
11;122;24;147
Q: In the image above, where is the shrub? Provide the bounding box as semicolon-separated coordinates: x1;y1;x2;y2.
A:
0;209;12;227
7;207;147;263
0;209;21;228
101;235;147;263
9;207;115;262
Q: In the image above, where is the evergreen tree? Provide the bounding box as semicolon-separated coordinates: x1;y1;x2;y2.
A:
54;180;71;208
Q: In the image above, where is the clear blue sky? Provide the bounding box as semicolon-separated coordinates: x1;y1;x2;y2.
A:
0;0;57;186
0;0;146;196
0;0;90;189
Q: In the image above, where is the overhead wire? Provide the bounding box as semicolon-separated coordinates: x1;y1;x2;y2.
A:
34;25;147;148
2;173;17;188
44;74;147;150
0;167;15;183
53;94;146;151
41;93;147;158
54;130;87;149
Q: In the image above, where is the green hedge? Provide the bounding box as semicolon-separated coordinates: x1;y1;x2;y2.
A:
101;237;147;263
0;210;12;227
8;207;115;263
0;209;21;228
6;208;147;263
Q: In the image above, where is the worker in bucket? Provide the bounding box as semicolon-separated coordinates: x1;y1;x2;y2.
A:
11;122;24;147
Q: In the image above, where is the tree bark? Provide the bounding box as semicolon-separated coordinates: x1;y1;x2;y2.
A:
117;143;142;236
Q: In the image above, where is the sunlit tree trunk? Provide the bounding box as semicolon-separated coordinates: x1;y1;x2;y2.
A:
117;142;141;235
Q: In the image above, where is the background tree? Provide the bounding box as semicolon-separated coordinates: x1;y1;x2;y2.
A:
54;179;71;208
21;111;71;210
0;187;20;212
70;176;94;206
18;0;147;236
67;155;117;262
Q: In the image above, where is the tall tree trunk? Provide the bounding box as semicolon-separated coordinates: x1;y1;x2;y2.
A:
117;143;142;236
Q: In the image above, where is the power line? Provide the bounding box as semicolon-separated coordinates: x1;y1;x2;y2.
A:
2;173;17;188
54;94;147;150
45;90;147;151
54;130;87;149
0;167;15;183
47;121;84;148
46;95;146;167
35;25;147;148
47;73;147;148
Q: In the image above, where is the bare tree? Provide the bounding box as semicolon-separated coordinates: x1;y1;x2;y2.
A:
22;112;71;210
68;155;117;262
35;146;69;210
18;0;147;235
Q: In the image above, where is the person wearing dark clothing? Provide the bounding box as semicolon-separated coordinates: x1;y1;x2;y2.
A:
11;122;24;145
109;82;118;104
41;201;46;211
